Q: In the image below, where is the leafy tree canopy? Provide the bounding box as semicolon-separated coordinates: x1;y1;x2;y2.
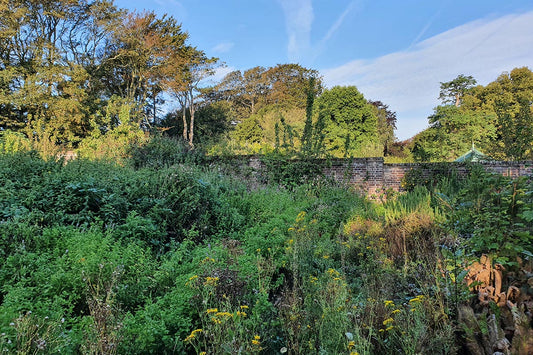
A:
314;86;379;158
413;67;533;161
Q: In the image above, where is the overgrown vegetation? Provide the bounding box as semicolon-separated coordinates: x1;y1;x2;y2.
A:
0;141;532;354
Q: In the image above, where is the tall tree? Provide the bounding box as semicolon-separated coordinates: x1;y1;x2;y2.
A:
491;67;533;160
301;77;316;155
101;11;189;127
263;64;322;108
369;100;397;156
439;74;477;107
0;0;121;145
413;68;533;161
169;47;218;147
211;63;322;123
314;86;378;157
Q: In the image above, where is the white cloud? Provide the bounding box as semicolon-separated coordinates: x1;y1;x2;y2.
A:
323;11;533;140
202;65;235;86
278;0;314;62
321;1;359;44
212;42;235;54
312;1;360;62
279;0;360;65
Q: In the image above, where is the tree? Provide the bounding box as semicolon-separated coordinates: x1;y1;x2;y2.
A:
169;47;218;147
369;100;397;156
301;77;316;155
212;64;322;123
101;11;189;128
414;68;533;162
263;64;322;109
314;86;378;157
439;74;477;107
0;0;122;146
491;67;533;160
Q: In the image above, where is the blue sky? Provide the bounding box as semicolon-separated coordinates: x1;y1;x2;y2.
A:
114;0;533;140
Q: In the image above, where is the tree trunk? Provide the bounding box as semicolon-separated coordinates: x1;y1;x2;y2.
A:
182;105;188;141
188;88;195;148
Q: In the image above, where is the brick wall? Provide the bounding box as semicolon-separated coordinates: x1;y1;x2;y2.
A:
236;157;533;195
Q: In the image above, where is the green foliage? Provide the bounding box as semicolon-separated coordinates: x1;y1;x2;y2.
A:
301;77;316;155
315;86;380;157
0;0;218;152
259;155;325;189
233;115;263;144
77;122;147;162
415;67;533;162
0;130;32;154
370;100;397;156
130;134;204;169
448;169;533;265
439;74;477;106
492;67;533;160
1;151;532;354
401;163;461;191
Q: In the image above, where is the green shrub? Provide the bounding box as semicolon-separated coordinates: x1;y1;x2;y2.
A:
130;134;205;169
450;170;533;265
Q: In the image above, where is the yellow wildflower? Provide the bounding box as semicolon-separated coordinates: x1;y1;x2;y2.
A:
204;276;219;286
185;274;198;286
348;340;356;349
215;311;233;319
236;311;247;317
392;309;401;315
382;318;394;326
206;308;218;314
295;211;306;222
288;227;295;232
251;335;261;346
386;326;394;331
240;305;249;310
384;300;394;307
409;295;425;304
327;268;340;277
323;255;330;259
184;328;203;342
